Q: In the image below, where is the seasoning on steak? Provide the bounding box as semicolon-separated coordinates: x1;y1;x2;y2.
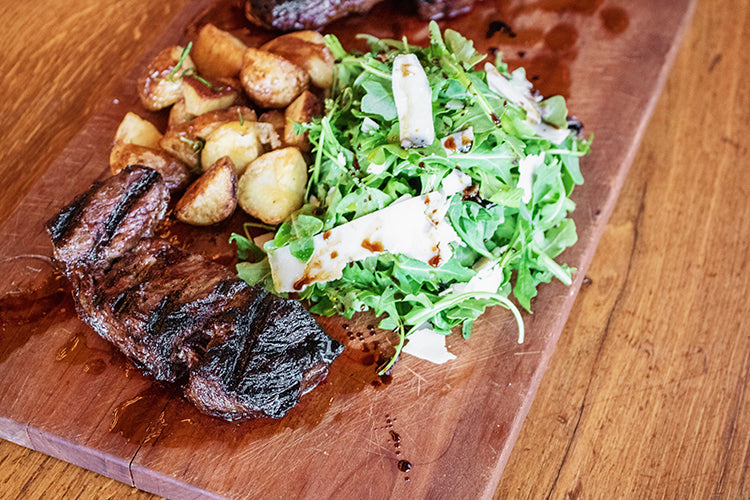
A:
46;165;343;420
244;0;474;31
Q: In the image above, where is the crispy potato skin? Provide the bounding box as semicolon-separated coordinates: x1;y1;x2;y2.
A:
260;31;334;90
109;143;192;192
175;157;238;226
192;23;248;79
237;147;307;225
137;46;195;111
284;90;321;152
240;48;309;108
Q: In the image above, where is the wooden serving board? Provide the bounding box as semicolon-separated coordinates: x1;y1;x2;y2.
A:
0;0;696;498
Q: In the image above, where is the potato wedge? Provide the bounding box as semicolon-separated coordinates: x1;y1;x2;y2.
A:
175;157;238;226
201;121;263;176
160;105;257;168
191;23;248;79
109;143;192;191
260;31;334;89
284;90;321;152
114;112;162;148
137;45;195;111
182;75;239;116
237;147;307;225
240;48;309;108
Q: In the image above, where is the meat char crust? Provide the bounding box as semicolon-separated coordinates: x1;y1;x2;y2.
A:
47;166;343;420
185;294;344;420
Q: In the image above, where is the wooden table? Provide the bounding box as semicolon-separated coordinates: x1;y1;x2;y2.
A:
1;0;748;498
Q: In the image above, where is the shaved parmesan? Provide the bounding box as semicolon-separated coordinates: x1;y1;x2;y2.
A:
402;326;456;364
392;54;435;148
485;63;570;145
518;153;545;204
268;191;459;292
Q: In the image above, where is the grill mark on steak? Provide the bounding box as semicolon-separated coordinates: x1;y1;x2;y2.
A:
47;166;343;420
97;167;162;258
47;186;96;246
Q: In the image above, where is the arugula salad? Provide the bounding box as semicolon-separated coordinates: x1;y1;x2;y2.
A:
231;22;591;373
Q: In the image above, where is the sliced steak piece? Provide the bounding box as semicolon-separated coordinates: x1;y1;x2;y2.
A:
244;0;474;30
45;166;169;273
245;0;384;30
186;293;344;420
71;239;261;382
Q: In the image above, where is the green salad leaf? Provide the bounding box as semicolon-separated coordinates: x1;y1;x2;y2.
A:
232;22;591;373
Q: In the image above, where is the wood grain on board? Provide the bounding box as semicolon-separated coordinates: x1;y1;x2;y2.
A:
0;0;702;498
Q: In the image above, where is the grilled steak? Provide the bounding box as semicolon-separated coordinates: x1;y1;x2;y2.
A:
46;166;343;420
244;0;474;31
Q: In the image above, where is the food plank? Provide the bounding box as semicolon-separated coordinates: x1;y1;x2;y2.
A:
0;0;696;498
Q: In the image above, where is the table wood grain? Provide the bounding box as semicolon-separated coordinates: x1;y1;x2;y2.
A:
0;0;747;498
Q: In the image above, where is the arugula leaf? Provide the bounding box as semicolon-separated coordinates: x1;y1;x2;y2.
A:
229;233;265;262
361;80;398;120
236;259;271;287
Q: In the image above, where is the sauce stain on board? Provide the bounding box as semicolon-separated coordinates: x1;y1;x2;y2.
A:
55;330;115;376
600;6;630;34
0;270;72;364
109;385;172;445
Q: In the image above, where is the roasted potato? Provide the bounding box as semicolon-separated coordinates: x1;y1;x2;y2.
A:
237;147;307;225
260;31;334;89
240;48;309;108
160;106;258;168
137;45;195;111
191;23;248;79
182;75;239;116
159;128;203;169
114;112;163;148
175;157;238;226
201;121;263;176
284;90;321;152
109;143;192;191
